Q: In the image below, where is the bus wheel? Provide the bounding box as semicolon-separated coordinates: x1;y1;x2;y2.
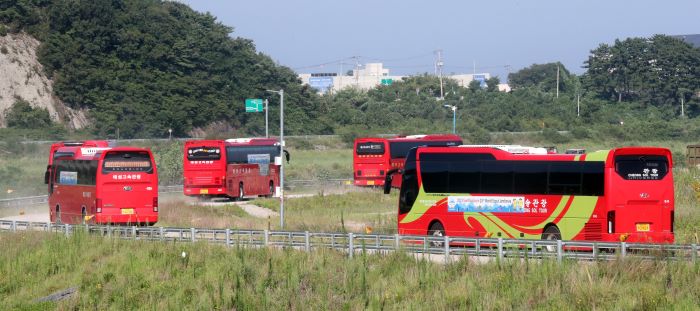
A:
238;183;244;201
428;222;445;248
542;226;561;252
55;206;62;225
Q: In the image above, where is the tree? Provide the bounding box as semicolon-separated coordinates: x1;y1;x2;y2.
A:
583;35;700;110
4;99;53;129
508;62;573;93
486;77;500;92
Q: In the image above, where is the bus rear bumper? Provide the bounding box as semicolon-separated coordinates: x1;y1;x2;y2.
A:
94;213;158;226
607;232;675;244
184;186;225;196
354;179;384;186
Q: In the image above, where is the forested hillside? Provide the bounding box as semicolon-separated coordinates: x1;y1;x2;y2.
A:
1;1;699;141
0;0;329;138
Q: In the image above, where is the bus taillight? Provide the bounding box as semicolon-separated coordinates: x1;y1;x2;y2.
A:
96;199;103;213
607;211;615;234
153;197;159;212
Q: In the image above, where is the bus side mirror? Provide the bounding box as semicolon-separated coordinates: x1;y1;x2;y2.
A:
44;166;51;184
384;169;400;194
283;150;290;163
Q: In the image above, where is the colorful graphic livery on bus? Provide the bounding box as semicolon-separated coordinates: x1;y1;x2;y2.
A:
183;138;289;200
46;143;158;225
384;146;674;243
353;134;462;187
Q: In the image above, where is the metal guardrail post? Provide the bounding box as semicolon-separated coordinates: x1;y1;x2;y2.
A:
264;230;269;246
348;233;354;258
11;220;16;232
132;226;137;238
394;234;400;250
47;222;51;232
444;236;450;260
225;229;231;247
497;238;504;261
64;224;69;236
305;231;310;252
621;242;627;258
592;242;598;260
476;238;481;255
190;228;196;242
557;240;563;263
692;244;697;262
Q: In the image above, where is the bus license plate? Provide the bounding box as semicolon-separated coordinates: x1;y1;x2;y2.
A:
121;208;134;215
636;223;650;232
200;189;208;194
367;181;374;186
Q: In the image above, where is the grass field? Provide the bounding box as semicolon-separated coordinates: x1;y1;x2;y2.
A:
157;189;398;234
1;231;699;310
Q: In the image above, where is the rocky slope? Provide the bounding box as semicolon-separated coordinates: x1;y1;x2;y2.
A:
0;32;86;128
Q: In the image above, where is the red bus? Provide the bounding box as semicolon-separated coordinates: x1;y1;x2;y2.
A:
46;145;158;225
183;138;288;200
353;134;462;187
384;146;674;244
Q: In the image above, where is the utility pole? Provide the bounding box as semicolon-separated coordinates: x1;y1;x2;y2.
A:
435;49;444;99
264;98;269;137
577;94;580;117
556;64;560;99
265;89;285;229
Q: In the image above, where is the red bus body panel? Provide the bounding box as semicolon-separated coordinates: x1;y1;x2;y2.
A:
353;134;462;187
183;138;281;199
48;145;158;225
397;146;674;244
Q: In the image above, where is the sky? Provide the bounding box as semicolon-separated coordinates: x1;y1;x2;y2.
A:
181;0;699;80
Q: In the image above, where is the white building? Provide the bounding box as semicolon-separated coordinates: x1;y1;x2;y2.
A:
299;63;510;94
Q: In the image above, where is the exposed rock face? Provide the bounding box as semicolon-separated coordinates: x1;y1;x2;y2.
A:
0;32;87;129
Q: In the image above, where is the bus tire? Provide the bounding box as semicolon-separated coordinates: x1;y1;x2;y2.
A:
238;183;244;201
428;222;445;248
55;205;62;225
542;225;561;252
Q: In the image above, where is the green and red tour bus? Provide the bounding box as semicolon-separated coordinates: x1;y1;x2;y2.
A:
46;143;158;225
353;134;462;187
183;138;288;200
384;146;674;244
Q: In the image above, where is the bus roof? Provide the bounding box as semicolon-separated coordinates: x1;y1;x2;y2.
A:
354;134;461;144
457;144;548;155
185;138;279;147
53;146;152;161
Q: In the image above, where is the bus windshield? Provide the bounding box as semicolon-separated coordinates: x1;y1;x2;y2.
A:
356;142;385;155
187;146;221;160
102;151;153;173
615;155;668;180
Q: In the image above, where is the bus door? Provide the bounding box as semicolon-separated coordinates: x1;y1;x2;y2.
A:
608;155;673;239
355;141;387;186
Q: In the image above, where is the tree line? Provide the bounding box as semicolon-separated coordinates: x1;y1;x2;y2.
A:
1;0;699;141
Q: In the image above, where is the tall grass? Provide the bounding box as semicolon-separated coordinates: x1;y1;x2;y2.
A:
1;232;699;309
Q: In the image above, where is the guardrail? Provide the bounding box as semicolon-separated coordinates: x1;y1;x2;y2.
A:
1;220;697;262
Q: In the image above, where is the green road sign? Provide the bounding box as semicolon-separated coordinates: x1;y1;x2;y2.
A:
245;98;264;112
381;78;393;86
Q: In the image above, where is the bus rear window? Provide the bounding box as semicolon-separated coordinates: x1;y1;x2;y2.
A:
103;152;153;173
187;147;221;160
615;155;668;180
356;142;385;155
390;140;461;158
